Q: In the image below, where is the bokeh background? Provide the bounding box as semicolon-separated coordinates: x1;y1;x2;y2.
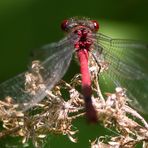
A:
0;0;148;147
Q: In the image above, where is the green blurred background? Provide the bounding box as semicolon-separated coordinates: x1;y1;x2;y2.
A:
0;0;148;147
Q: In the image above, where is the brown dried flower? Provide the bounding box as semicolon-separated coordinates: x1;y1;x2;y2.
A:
0;56;148;148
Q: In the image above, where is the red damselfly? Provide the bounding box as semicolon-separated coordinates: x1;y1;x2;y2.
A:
0;17;148;122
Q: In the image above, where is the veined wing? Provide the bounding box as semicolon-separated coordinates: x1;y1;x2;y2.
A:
0;35;74;111
93;32;148;112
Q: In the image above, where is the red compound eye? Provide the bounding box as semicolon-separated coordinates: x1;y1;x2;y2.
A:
61;19;69;32
91;20;99;32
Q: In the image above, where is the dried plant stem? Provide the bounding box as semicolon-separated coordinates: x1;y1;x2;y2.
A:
0;57;148;148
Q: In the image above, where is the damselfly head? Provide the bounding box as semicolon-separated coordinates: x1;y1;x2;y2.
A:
61;17;99;33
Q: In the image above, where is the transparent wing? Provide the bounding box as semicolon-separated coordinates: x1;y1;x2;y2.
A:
0;36;74;111
93;33;148;112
